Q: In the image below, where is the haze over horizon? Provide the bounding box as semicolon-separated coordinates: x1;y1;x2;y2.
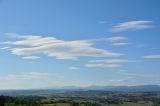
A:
0;0;160;89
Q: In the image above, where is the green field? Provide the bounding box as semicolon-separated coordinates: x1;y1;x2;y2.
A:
1;91;160;106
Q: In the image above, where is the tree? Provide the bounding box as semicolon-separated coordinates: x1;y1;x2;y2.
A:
0;96;5;106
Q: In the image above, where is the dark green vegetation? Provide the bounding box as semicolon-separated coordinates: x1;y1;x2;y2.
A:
0;91;160;106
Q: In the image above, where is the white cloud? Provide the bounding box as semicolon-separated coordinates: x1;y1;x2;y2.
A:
119;69;127;72
85;63;122;68
3;34;123;60
23;56;40;60
106;80;126;83
98;21;107;24
0;46;10;50
102;80;127;85
89;59;128;63
86;59;138;68
87;59;129;68
106;36;128;46
0;72;64;89
142;55;160;59
121;72;160;78
6;72;63;80
107;36;127;42
68;66;78;70
111;42;128;46
112;20;153;32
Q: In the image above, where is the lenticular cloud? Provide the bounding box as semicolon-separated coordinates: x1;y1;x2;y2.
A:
3;34;123;60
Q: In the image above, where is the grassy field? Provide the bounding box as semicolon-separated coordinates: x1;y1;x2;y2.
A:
42;103;70;106
1;91;160;106
42;102;154;106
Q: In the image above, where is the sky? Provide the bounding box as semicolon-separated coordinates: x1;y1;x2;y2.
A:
0;0;160;89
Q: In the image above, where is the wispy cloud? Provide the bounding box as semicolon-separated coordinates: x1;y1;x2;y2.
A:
86;59;126;68
106;36;128;46
85;63;122;68
68;66;78;70
6;72;61;80
23;56;40;60
0;72;64;89
0;46;10;50
89;59;128;63
112;20;153;32
98;21;107;24
121;72;160;78
111;42;129;46
107;36;127;42
101;79;127;85
142;54;160;59
87;59;139;68
2;34;123;60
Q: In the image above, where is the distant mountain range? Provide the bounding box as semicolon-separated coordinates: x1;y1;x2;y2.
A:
56;85;160;92
0;85;160;96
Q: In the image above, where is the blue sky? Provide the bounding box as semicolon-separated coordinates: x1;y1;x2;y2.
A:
0;0;160;89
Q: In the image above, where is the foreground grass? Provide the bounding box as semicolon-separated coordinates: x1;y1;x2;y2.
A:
41;102;154;106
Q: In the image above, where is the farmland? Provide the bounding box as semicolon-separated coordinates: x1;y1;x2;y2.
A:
0;90;160;106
